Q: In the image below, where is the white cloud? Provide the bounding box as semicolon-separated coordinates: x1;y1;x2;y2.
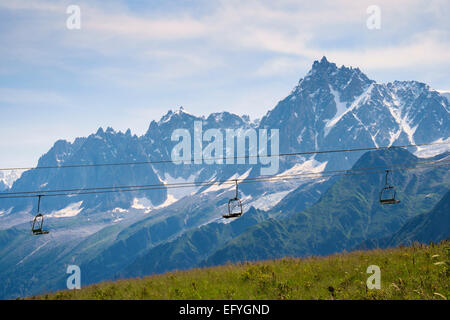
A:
0;88;68;105
2;0;449;76
312;30;450;71
85;14;207;40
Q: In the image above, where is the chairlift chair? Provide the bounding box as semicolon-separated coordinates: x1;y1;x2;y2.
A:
223;180;243;219
32;195;49;235
379;170;400;205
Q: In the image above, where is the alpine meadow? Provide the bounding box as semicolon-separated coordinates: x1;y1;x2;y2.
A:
0;1;449;305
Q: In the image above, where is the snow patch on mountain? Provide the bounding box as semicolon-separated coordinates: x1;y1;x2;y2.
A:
202;169;252;194
130;194;179;214
245;190;293;211
438;91;450;103
297;127;306;144
159;106;196;124
155;194;178;209
47;201;83;218
131;197;153;212
324;86;347;137
324;83;374;137
352;111;379;148
0;207;12;217
277;158;327;177
386;91;417;145
160;172;202;201
414;137;450;158
0;170;23;188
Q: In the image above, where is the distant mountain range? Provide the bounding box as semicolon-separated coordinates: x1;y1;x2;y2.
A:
2;57;449;215
0;57;448;299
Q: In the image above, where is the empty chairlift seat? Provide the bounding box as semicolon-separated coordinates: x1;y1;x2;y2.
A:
223;180;244;219
379;170;400;205
32;195;49;235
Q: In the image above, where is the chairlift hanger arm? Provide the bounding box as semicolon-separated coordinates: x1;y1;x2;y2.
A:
37;195;42;214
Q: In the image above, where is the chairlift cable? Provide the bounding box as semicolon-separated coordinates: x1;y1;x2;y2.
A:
0;141;447;172
0;161;447;200
0;157;448;197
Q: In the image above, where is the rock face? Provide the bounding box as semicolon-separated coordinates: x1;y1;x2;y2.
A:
260;56;449;170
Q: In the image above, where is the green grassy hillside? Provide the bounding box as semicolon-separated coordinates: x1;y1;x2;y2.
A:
204;150;450;266
31;241;449;300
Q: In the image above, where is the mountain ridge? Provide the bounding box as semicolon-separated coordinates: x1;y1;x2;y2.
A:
0;57;448;299
3;56;448;216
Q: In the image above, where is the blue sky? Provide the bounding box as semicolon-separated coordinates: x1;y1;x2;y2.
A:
0;0;449;168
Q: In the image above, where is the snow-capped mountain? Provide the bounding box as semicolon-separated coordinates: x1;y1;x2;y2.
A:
3;128;167;215
0;170;22;191
260;56;449;169
439;91;450;104
1;57;449;217
0;57;449;299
